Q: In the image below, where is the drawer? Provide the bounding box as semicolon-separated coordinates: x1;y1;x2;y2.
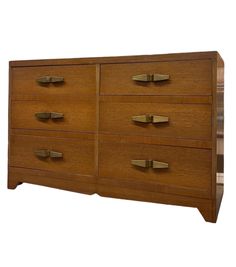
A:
100;60;212;95
99;142;212;198
11;100;96;132
9;134;95;175
11;65;96;100
100;102;211;140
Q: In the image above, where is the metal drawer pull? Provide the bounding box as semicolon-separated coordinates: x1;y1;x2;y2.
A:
49;151;63;158
132;115;168;124
132;74;153;82
131;159;152;168
50;112;64;119
131;159;168;169
35;149;63;159
132;73;169;82
153;74;170;81
35;112;64;120
152;115;169;123
132;115;152;123
36;76;64;84
152;160;169;169
35;112;51;120
35;149;50;158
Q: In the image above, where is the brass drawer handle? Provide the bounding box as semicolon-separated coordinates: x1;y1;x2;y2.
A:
35;149;63;159
152;160;169;169
50;112;64;119
35;112;64;120
36;76;64;84
132;73;169;82
152;115;169;123
131;159;168;169
132;115;152;123
35;149;50;158
131;159;152;168
49;150;63;158
35;112;51;120
153;74;170;82
132;115;168;124
132;74;153;82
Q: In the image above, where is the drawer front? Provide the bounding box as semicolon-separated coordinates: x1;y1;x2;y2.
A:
99;142;212;197
9;135;95;175
100;60;212;95
11;65;96;100
11;100;96;132
100;102;211;140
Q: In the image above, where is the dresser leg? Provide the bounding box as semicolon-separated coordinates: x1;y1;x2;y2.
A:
8;179;22;190
198;204;216;223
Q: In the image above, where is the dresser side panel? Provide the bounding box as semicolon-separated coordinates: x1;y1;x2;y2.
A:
8;65;15;188
216;55;224;216
211;54;224;221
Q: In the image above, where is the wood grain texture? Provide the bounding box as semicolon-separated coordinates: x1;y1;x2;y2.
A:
11;65;96;100
10;129;96;139
8;167;95;194
9;134;95;176
95;64;100;178
98;141;212;198
11;99;96;133
100;101;211;140
10;129;212;149
100;60;212;96
99;95;212;104
99;133;212;149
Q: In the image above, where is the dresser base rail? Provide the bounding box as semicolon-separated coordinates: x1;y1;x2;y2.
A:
8;167;223;223
8;167;96;195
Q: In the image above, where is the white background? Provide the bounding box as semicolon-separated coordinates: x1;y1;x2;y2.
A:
0;0;235;266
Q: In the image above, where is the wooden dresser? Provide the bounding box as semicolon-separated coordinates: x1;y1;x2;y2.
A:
8;51;224;222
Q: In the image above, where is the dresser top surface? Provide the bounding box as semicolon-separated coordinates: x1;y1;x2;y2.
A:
9;51;223;67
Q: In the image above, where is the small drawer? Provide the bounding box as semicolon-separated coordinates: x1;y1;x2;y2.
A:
99;141;212;198
11;100;96;132
11;65;96;100
9;134;95;175
100;60;212;96
100;102;211;140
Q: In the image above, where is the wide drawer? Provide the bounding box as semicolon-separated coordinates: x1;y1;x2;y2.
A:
11;65;96;100
11;100;96;132
100;60;212;95
99;141;212;198
9;134;95;175
100;102;211;140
